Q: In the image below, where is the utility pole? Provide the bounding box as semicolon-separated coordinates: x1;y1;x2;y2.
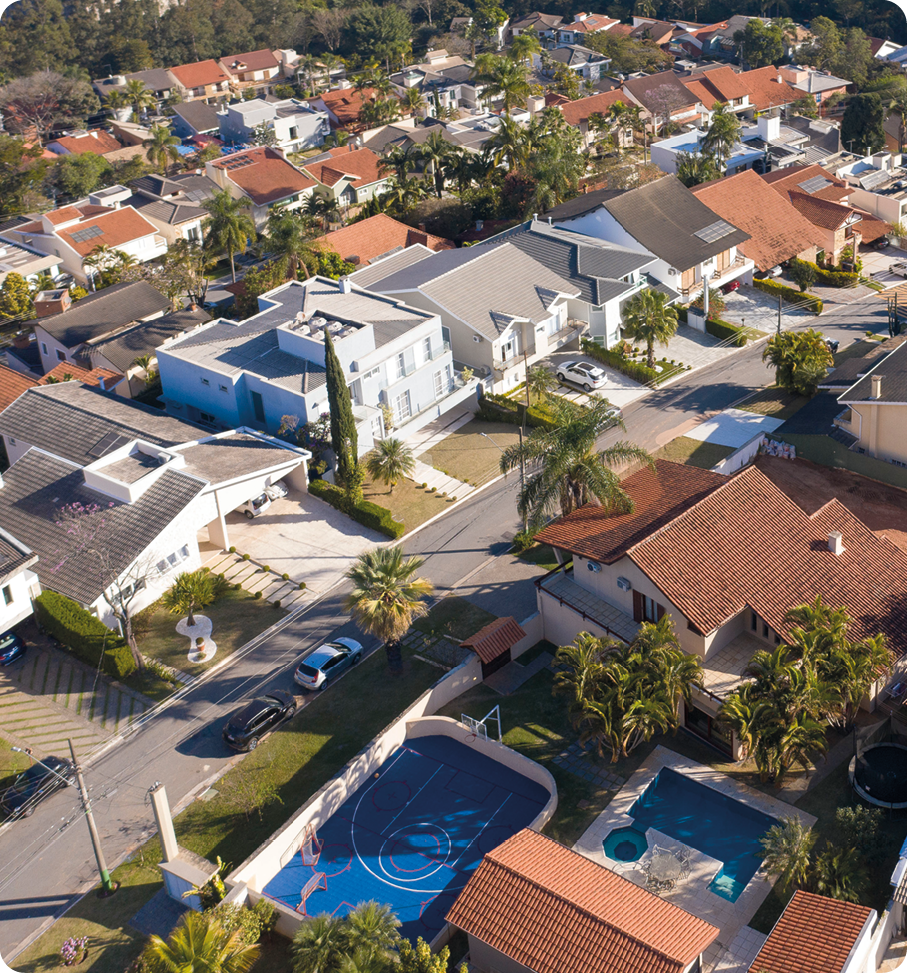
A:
517;426;527;533
68;739;116;897
777;293;782;335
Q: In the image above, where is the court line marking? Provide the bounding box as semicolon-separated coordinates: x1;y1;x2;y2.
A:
379;823;451;882
384;765;444;832
448;793;510;871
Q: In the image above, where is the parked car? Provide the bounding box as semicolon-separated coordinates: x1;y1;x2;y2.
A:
264;481;288;501
889;260;907;277
755;266;783;279
721;279;741;293
556;361;606;391
53;273;74;288
603;406;623;425
222;691;296;751
0;630;26;665
236;493;271;519
876;237;891;249
1;756;75;818
824;337;840;354
294;638;363;691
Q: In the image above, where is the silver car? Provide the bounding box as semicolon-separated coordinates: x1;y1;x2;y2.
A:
889;260;907;278
294;638;363;691
556;360;607;391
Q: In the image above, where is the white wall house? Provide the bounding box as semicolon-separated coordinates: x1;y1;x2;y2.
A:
218;99;331;153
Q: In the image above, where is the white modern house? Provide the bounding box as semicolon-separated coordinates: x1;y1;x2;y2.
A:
156;277;478;453
218;98;331;153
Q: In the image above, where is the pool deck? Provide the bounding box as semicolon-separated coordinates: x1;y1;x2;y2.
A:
573;745;816;973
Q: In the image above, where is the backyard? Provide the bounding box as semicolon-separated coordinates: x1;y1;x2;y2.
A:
362;468;452;531
652;436;735;469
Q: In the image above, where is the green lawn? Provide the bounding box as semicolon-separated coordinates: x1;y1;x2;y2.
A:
516;543;561;573
134;588;282;674
13;645;443;973
833;338;885;366
411;596;496;643
736;387;810;421
652;437;735;469
428;420;522;487
362;469;451;530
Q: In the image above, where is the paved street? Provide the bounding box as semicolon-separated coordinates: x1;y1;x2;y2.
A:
0;287;891;963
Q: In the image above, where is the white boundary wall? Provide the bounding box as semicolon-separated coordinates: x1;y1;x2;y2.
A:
712;433;765;476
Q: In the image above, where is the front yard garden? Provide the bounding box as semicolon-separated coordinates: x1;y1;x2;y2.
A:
429;419;522;487
362;469;450;532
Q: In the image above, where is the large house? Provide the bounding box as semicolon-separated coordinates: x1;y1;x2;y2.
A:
217;49;282;94
169;59;232;103
351;243;583;394
316;214;453;268
93;68;180;107
534;460;907;756
156;276;477;451
447;828;719;973
388;50;488;114
556;89;642;149
125;172;220;246
218;98;330;153
555;12;619;46
0;382;309;627
301;146;389;209
545;176;752;302
622;70;705;132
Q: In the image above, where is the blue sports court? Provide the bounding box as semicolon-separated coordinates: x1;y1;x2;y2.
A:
262;734;549;942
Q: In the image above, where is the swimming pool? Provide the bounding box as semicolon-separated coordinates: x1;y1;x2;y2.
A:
629;767;776;901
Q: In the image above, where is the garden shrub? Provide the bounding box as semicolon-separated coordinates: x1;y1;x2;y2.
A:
754;277;823;314
308;479;405;539
581;339;658;384
34;591;135;679
705;318;749;347
790;257;858;288
254;591;262;599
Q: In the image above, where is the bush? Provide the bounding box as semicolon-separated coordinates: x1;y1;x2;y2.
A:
299;582;307;590
790;257;858;289
511;530;536;553
477;391;564;430
254;591;262;599
228;546;236;553
282;573;290;581
242;553;250;561
273;600;281;608
581;339;658;384
753;277;823;314
263;565;270;572
308;478;405;539
706;318;749;347
34;591;135;679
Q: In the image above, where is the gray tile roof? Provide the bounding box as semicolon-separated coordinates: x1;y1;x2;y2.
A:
31;282;171;349
839;341;907;404
603;176;750;272
95;68;178;94
179;432;307;482
366;243;581;338
0;529;37;587
348;245;435;288
544;187;628;222
129;195;206;226
0;382;212;466
172;100;222;133
0;449;204;605
481;220;655;306
89;308;211;372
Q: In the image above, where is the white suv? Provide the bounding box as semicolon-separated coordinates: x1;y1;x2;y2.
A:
556;360;606;391
236;493;271;519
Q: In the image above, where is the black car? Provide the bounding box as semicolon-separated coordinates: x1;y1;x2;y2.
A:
222;691;296;751
1;756;75;818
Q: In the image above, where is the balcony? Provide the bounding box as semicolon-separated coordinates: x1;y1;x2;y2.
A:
377;341;453;391
536;567;640;644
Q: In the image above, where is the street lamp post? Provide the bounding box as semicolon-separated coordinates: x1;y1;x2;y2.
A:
480;430;527;532
13;742;117;896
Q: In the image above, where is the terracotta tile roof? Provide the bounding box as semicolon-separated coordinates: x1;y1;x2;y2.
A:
854;208;891;243
692;169;824;271
45;206;88;226
559;90;633;128
567;14;618;32
0;365;38;412
50;130;122;156
212;147;316;206
460;616;526;663
303;146;384;188
446;829;718;973
315;88;377;125
682;77;720;107
787;189;857;230
537;460;725;564
39;362;124;388
763;163;852;203
170;59;230;89
751;891;874;973
218;49;279;76
684;65;750;103
609;23;634;35
629;19;676;44
740;65;801;110
57;207;159;256
318;214;453;266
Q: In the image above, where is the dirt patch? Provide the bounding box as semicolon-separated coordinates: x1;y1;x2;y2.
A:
756;455;907;532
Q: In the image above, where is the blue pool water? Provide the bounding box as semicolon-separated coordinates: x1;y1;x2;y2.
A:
629;768;776;901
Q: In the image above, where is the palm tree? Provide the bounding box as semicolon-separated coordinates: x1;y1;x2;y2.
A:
621;288;679;370
265;207;322;280
399;87;426;116
762;329;833;397
416;130;461;198
525;363;555;404
202;190;257;283
344;901;400;955
104;88;131;118
345;547;433;644
366;438;415;493
483;114;531;170
297;54;319;95
162;569;216;627
291;914;349;973
529;140;585;214
718;683;767;761
759;816;816;892
813;847;868;903
145;124;181;173
379;176;428;215
474;56;532;113
701;102;741;168
379;145;418;183
499;397;650;530
124;78;155;119
144;911;259;973
509;32;541;66
777;713;828;784
132;353;158;384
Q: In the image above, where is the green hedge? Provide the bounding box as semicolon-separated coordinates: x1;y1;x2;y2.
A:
581;339;658;384
34;591;135;679
753;277;823;314
791;257;859;289
706;317;749;347
309;479;405;539
477;391;561;430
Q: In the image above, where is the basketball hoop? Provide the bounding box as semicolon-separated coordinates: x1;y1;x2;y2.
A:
460;705;502;743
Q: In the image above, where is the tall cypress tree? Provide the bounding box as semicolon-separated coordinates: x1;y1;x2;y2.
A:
324;329;358;489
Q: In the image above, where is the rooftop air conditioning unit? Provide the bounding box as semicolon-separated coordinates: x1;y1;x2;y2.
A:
587;560;602;573
617;576;632;591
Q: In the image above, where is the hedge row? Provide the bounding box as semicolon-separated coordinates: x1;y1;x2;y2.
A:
309;479;405;539
34;591;135;679
581;339;658;384
706;317;749;347
478;391;561;430
791;257;858;289
753;277;823;314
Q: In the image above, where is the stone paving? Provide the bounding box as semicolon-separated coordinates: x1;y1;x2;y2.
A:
704;924;768;973
551;739;627;790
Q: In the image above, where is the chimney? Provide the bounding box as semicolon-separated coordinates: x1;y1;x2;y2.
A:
828;531;845;556
35;289;71;319
98;376;106;391
871;374;883;399
338;276;352;294
533;212;539;221
149;783;179;863
12;331;30;350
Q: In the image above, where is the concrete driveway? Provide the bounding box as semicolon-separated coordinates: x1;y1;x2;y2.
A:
863;245;907;288
722;284;814;332
222;488;385;597
543;350;649;409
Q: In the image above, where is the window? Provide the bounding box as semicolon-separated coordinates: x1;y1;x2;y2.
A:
250;390;265;422
201;377;210;386
500;337;516;361
8;438;15;447
41;343;48;355
2;586;11;606
632;591;664;623
392;389;412;423
433;369;445;399
187;225;200;242
371;415;384;439
289;126;298;141
219;384;228;392
363;366;381;381
422;336;432;361
199;411;216;424
56;350;66;362
395;352;406;381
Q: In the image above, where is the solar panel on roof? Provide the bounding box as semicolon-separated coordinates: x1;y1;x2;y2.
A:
693;219;736;243
88;432;130;458
797;174;832;194
859;169;890;191
70;225;104;243
183;189;207;202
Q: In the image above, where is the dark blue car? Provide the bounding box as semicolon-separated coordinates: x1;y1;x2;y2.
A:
0;630;25;666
